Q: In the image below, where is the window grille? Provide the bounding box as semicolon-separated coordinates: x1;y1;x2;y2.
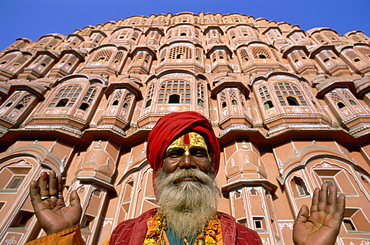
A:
274;82;307;106
49;85;82;107
158;80;191;104
169;46;192;59
251;47;271;59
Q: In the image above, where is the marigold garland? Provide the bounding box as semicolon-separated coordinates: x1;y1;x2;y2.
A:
143;212;221;245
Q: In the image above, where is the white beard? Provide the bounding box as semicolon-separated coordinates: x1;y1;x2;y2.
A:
155;168;220;238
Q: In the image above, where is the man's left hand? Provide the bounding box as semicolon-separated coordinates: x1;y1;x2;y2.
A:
293;183;346;245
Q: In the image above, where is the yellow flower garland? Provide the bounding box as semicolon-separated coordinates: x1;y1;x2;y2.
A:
143;212;221;245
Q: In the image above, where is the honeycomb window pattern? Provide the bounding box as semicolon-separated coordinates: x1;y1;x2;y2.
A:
274;82;307;106
49;85;82;107
158;80;191;104
169;47;192;59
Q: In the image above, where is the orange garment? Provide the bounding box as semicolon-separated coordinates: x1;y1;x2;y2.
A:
24;224;86;245
25;210;261;245
24;224;111;245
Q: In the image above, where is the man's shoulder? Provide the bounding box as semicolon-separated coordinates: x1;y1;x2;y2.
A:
218;211;262;244
114;208;157;229
110;208;157;244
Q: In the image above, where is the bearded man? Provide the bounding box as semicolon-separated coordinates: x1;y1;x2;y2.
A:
27;111;345;245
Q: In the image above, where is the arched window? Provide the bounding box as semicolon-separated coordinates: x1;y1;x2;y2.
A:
264;101;274;109
274;82;307;106
49;85;82;108
287;96;299;106
168;94;180;103
158;80;191;104
290;176;309;197
259;85;274;110
56;98;69;107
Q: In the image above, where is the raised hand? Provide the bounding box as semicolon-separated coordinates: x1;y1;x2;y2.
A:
293;183;346;245
30;170;82;235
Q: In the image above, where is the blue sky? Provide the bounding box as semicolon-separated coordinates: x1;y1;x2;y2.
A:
0;0;369;50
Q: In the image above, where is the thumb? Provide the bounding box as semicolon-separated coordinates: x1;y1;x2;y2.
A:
69;190;81;209
295;204;309;224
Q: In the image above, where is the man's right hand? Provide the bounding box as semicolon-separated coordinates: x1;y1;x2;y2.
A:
30;170;82;235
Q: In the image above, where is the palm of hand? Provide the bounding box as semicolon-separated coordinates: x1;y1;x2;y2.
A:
34;194;82;234
30;171;82;235
292;184;345;245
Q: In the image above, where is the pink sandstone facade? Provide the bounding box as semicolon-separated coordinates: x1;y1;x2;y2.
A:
0;12;370;245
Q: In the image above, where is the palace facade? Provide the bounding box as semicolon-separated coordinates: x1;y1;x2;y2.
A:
0;12;370;244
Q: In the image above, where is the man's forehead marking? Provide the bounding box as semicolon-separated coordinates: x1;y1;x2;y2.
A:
166;132;208;152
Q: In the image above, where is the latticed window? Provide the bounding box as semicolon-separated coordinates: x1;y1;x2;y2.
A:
239;92;246;108
220;91;227;108
239;28;249;37
229;30;236;39
251;47;271;59
93;50;113;62
274;82;307;106
158;80;191;104
197;83;205;107
145;84;155;107
0;54;16;66
160;50;166;62
122;93;132;109
240;49;249;63
169;47;192;59
118;31;128;39
229;89;238;105
217;50;228;61
112;90;123;105
330;92;345;108
356;47;370;59
113;52;124;64
331;89;359;109
4;92;21;107
259;85;274;109
49;85;82;107
15;95;31;110
79;87;97;111
132;32;139;41
315;34;326;44
291;176;309;197
196;49;202;62
324;32;338;41
343;49;361;63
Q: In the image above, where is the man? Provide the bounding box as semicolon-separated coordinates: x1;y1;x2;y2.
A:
27;111;346;245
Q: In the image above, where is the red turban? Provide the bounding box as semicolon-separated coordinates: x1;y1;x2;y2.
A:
147;111;220;175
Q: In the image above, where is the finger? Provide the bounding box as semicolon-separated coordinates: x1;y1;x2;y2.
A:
30;180;42;208
49;170;58;196
69;190;82;215
325;185;337;214
295;205;309;224
57;175;65;203
310;187;320;213
334;194;346;221
317;183;328;212
38;172;50;199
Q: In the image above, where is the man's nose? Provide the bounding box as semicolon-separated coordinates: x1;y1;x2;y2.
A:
179;154;196;169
